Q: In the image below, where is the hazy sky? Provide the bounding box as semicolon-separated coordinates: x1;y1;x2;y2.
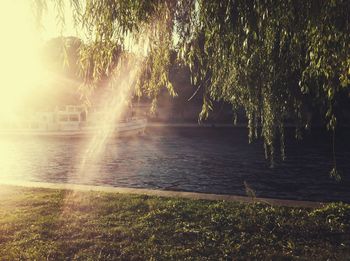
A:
0;0;77;118
40;1;79;40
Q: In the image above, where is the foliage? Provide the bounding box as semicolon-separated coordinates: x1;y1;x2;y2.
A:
33;0;350;166
175;0;350;166
0;186;350;260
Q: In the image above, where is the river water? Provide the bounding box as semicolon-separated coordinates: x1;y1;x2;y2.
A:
0;127;349;202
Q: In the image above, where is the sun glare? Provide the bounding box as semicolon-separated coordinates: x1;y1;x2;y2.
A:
0;1;48;121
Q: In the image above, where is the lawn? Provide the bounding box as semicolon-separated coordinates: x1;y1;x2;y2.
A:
0;185;349;260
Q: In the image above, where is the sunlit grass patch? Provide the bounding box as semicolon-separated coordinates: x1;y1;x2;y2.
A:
0;185;349;260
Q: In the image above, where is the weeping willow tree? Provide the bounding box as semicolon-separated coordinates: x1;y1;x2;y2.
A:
34;0;350;176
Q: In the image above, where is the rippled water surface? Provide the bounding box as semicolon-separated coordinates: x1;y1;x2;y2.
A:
0;127;349;202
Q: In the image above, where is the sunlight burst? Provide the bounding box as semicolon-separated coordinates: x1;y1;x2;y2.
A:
0;1;49;122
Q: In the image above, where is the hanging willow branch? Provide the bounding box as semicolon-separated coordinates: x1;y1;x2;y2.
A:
34;0;350;175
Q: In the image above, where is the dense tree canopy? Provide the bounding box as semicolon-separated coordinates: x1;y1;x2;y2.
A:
34;0;350;176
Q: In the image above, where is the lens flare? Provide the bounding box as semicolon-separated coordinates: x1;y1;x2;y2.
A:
0;1;150;191
76;54;145;183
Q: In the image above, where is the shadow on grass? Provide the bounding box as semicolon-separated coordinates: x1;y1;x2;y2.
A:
0;185;349;260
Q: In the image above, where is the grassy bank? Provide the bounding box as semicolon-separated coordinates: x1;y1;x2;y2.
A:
0;186;349;260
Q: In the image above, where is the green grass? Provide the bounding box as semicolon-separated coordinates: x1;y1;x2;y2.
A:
0;186;349;260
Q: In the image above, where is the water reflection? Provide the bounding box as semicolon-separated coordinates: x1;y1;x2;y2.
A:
0;128;349;202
